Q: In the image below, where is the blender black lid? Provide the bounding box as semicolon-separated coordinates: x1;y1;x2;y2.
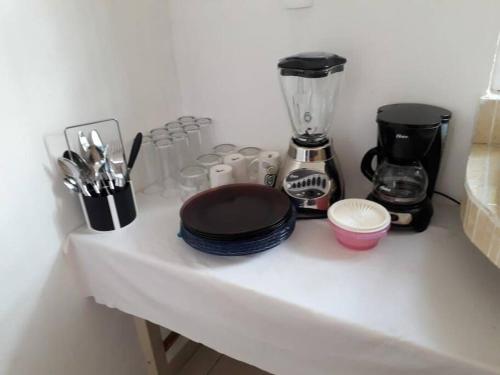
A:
278;52;347;78
377;103;451;129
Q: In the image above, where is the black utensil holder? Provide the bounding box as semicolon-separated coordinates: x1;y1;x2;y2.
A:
79;182;137;232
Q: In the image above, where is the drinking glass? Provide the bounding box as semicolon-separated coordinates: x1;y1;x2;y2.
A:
166;121;182;133
178;165;209;201
196;153;222;169
155;139;177;196
213;143;236;156
170;130;191;169
183;123;202;160
152;133;171;142
141;136;163;194
151;127;169;138
178;115;197;124
238;146;262;165
196;117;214;153
196;117;212;125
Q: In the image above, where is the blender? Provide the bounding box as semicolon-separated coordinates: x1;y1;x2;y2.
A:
277;52;347;218
361;103;451;232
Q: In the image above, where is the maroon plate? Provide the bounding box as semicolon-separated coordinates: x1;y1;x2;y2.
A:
180;184;292;240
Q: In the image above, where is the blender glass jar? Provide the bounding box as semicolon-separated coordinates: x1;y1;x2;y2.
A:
278;52;346;146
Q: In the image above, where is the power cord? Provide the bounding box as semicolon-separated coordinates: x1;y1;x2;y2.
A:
434;191;461;205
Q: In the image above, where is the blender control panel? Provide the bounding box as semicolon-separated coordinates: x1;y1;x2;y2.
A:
284;169;331;199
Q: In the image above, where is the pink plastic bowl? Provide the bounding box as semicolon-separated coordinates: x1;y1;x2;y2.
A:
330;222;389;251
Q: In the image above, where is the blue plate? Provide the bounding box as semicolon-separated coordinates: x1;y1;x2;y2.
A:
179;207;296;256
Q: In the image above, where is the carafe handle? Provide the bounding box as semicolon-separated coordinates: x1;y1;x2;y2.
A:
360;147;378;181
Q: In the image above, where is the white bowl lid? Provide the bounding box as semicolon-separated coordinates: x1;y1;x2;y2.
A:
327;199;391;233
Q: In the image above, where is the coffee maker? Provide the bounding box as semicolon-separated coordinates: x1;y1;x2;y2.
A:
361;103;451;232
277;52;346;219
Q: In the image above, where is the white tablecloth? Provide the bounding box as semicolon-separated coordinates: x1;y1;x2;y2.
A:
65;193;500;375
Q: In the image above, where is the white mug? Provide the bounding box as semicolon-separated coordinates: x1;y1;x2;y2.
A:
209;164;234;188
249;151;280;187
223;153;248;182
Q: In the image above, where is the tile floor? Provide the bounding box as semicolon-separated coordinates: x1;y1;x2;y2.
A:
178;345;270;375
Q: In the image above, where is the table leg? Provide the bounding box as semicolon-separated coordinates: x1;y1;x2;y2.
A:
134;317;171;375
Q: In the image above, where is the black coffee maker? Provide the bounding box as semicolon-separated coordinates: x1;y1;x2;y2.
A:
361;103;451;232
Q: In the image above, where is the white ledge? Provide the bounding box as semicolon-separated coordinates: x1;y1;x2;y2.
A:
462;97;500;268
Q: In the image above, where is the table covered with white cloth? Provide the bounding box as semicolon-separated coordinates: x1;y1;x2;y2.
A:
64;193;500;375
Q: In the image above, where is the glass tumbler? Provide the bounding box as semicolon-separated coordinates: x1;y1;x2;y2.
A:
166;121;182;133
178;165;209;202
196;117;214;153
152;133;171;143
183;123;202;160
155;139;177;196
170;130;191;169
238;146;262;165
141;136;163;194
151;127;169;138
178;115;197;124
213;143;237;156
196;117;212;126
142;134;153;143
196;153;222;169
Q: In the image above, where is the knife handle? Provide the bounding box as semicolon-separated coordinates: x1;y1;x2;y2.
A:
127;132;143;172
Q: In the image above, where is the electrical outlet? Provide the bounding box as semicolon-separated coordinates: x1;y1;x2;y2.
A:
282;0;313;9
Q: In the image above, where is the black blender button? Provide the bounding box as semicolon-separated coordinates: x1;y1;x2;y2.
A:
321;179;326;189
291;183;296;188
316;177;321;185
306;179;311;186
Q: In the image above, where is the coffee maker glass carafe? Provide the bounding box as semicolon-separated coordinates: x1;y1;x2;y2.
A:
278;52;346;146
372;160;428;204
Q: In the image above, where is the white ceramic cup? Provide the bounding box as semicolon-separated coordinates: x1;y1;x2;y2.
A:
223;153;248;182
209;164;234;188
249;151;280;187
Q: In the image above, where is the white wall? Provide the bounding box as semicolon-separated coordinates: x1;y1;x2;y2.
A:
167;0;500;199
0;1;180;374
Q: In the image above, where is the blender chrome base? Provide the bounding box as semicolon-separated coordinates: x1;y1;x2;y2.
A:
279;139;344;219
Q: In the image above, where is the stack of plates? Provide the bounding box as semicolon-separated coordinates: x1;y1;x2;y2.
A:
179;184;296;256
